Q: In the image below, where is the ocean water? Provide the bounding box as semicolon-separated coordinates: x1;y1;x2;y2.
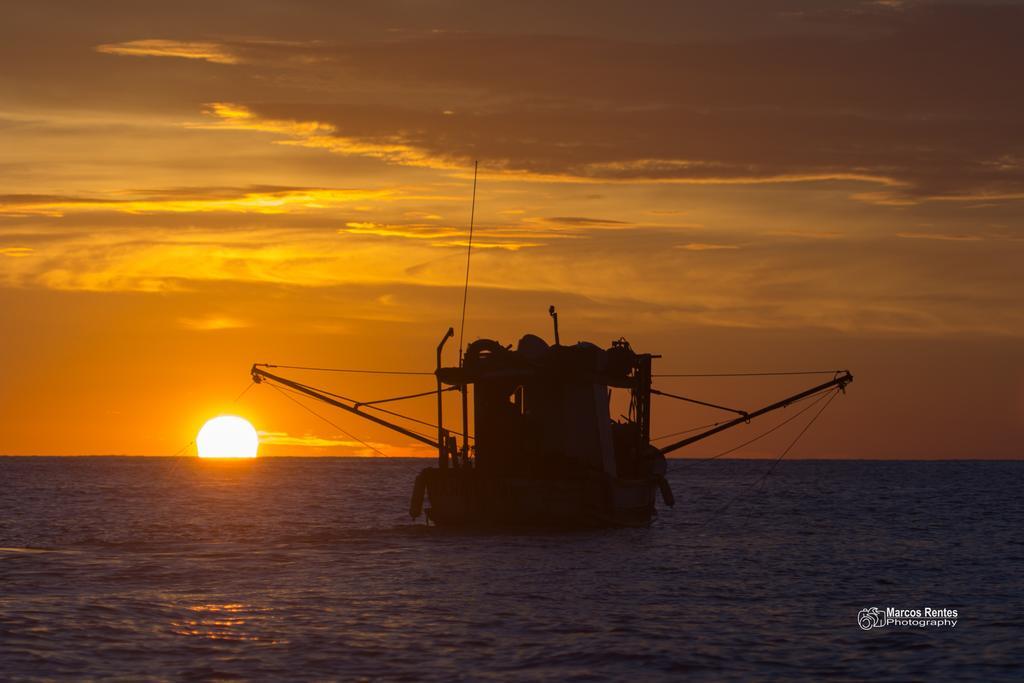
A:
1;457;1021;681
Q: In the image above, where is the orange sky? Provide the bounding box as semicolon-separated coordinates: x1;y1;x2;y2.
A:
1;1;1022;458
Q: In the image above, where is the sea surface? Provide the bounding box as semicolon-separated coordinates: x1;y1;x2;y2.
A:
1;457;1021;681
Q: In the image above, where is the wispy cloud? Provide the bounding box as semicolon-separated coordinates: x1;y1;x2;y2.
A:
193;103;453;169
136;2;1020;205
895;232;983;242
96;39;240;65
340;221;544;250
257;431;431;456
0;186;391;217
546;216;629;226
675;242;739;251
342;221;460;240
196;103;906;190
258;431;369;449
179;315;250;330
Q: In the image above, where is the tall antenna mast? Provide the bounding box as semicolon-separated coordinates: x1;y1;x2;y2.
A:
457;160;479;365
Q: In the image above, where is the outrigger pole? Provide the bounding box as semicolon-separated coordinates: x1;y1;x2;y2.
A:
658;371;853;456
251;365;440;449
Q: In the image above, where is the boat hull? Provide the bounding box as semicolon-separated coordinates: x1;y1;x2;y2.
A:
411;467;659;529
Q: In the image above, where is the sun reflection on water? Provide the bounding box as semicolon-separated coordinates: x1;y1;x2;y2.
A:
170;602;282;643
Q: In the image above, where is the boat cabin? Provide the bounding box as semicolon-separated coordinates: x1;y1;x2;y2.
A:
437;334;657;481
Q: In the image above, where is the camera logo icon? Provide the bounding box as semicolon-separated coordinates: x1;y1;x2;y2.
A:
858;607;884;630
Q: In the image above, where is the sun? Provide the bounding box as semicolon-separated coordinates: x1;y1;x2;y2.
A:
196;415;259;458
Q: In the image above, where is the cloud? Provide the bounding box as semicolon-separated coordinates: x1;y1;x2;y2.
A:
257;431;369;449
178;315;250;330
192;103;452;170
676;243;739;251
546;216;629;226
5;214;1021;337
124;3;1016;205
257;430;431;456
342;221;460;240
96;39;240;64
12;4;1024;204
0;186;392;217
339;221;545;250
895;232;983;242
197;102;906;190
4;2;1023;338
0;228;421;292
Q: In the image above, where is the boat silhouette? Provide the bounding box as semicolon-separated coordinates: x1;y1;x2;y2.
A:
251;309;852;529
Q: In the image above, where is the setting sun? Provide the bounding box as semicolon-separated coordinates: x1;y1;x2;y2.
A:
196;416;259;458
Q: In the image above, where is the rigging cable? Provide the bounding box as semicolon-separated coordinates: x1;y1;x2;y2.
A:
457;160;479;363
655;370;842;378
276;379;359;406
651;419;728;443
232;380;257;403
650;388;747;416
668;387;834;472
293;382;474;441
253;364;433;376
700;388;841;526
362;401;444;432
356;387;458;408
270;381;438;444
265;376;452;433
268;383;387;456
171;440;194;458
748;388;841;493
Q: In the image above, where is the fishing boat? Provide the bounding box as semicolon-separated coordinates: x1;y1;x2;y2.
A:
251;163;851;528
250;308;853;529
